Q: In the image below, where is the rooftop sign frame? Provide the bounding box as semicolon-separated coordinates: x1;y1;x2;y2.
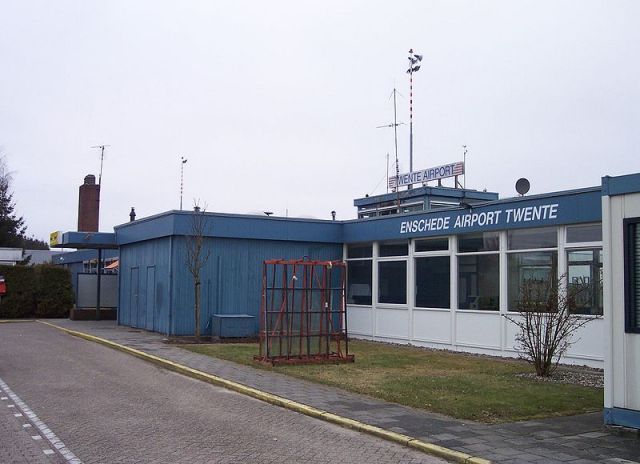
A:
389;161;464;189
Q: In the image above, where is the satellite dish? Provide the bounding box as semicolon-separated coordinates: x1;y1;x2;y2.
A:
515;178;530;196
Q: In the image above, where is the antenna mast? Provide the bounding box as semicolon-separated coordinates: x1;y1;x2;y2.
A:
91;145;110;185
407;49;423;177
180;156;188;210
376;88;403;212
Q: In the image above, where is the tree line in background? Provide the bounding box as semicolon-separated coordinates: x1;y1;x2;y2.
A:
0;152;48;252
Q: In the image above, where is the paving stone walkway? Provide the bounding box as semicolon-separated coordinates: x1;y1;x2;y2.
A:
48;320;640;464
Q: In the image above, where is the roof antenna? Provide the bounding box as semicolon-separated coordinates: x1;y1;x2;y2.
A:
91;144;110;186
377;88;403;213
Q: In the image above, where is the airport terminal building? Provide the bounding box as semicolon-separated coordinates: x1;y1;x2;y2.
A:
53;169;640;429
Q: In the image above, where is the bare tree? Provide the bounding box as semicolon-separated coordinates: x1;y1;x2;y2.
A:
504;274;598;377
185;203;210;341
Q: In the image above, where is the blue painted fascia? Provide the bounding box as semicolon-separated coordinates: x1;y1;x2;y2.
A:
115;211;343;245
602;173;640;197
171;212;343;244
114;211;177;245
343;187;602;243
52;249;119;265
604;407;640;429
54;231;118;249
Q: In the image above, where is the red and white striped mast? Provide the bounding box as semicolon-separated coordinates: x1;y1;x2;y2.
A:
407;49;423;175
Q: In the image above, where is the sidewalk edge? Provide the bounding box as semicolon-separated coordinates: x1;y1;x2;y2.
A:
38;320;491;464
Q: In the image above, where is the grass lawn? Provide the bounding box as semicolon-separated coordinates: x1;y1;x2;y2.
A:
182;340;603;424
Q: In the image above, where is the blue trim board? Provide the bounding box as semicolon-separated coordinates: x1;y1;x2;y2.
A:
602;173;640;197
342;188;602;243
115;211;343;245
55;231;118;249
604;407;640;429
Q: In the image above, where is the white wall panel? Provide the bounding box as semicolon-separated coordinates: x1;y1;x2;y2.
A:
567;318;605;360
346;306;373;336
412;309;451;344
456;311;501;349
375;307;409;340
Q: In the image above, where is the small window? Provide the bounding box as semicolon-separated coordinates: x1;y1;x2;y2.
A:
415;237;448;252
379;242;408;257
508;227;557;250
378;261;407;304
458;254;500;310
347;244;372;259
415;256;450;308
347;260;372;305
458;232;499;253
567;224;602;243
567;249;602;315
625;218;640;333
507;251;558;312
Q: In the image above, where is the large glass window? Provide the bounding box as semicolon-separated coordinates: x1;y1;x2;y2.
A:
567;224;602;243
508;251;558;311
458;232;499;253
508;227;557;250
347;260;372;305
567;249;602;315
458;255;499;310
378;261;407;304
415;256;450;308
625;218;640;332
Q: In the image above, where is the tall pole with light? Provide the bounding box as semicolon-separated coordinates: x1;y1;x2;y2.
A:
180;156;188;210
407;49;422;174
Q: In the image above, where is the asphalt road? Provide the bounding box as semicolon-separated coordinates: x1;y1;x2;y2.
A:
0;322;444;464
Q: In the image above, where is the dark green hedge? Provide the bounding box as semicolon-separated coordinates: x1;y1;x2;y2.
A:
0;264;74;319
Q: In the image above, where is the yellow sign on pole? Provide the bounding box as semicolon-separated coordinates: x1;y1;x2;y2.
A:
49;231;62;247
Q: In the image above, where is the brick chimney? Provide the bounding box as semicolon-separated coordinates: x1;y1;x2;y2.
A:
78;174;100;232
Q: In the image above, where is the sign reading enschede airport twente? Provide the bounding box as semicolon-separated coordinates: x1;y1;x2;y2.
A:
389;161;464;189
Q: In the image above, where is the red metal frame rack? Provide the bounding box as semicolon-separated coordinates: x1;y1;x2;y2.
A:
255;259;354;365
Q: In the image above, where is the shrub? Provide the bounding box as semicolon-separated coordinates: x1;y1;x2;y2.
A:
35;265;74;318
0;264;74;319
0;265;37;318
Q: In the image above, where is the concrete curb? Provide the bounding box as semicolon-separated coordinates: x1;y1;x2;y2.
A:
38;320;491;464
0;319;35;323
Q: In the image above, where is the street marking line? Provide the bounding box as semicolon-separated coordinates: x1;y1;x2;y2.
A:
0;319;35;324
39;320;491;464
32;435;43;440
0;377;82;464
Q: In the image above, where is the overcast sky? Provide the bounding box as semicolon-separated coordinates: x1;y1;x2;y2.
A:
1;0;638;242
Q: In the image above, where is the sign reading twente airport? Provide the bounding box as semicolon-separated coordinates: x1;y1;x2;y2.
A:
389;161;464;189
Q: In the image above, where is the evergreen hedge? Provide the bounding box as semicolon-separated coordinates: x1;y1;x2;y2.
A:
0;264;74;319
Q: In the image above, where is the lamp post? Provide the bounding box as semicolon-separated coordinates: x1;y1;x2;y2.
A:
406;49;423;174
180;156;188;210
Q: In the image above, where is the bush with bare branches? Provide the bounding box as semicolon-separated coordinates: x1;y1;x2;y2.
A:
504;274;598;377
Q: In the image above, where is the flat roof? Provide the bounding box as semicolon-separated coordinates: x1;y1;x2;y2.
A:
51;231;118;250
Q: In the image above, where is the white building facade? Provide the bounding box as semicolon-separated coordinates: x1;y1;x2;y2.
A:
603;173;640;429
345;186;605;368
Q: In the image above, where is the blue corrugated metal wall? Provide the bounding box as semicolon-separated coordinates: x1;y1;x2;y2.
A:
118;236;172;334
169;237;342;336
